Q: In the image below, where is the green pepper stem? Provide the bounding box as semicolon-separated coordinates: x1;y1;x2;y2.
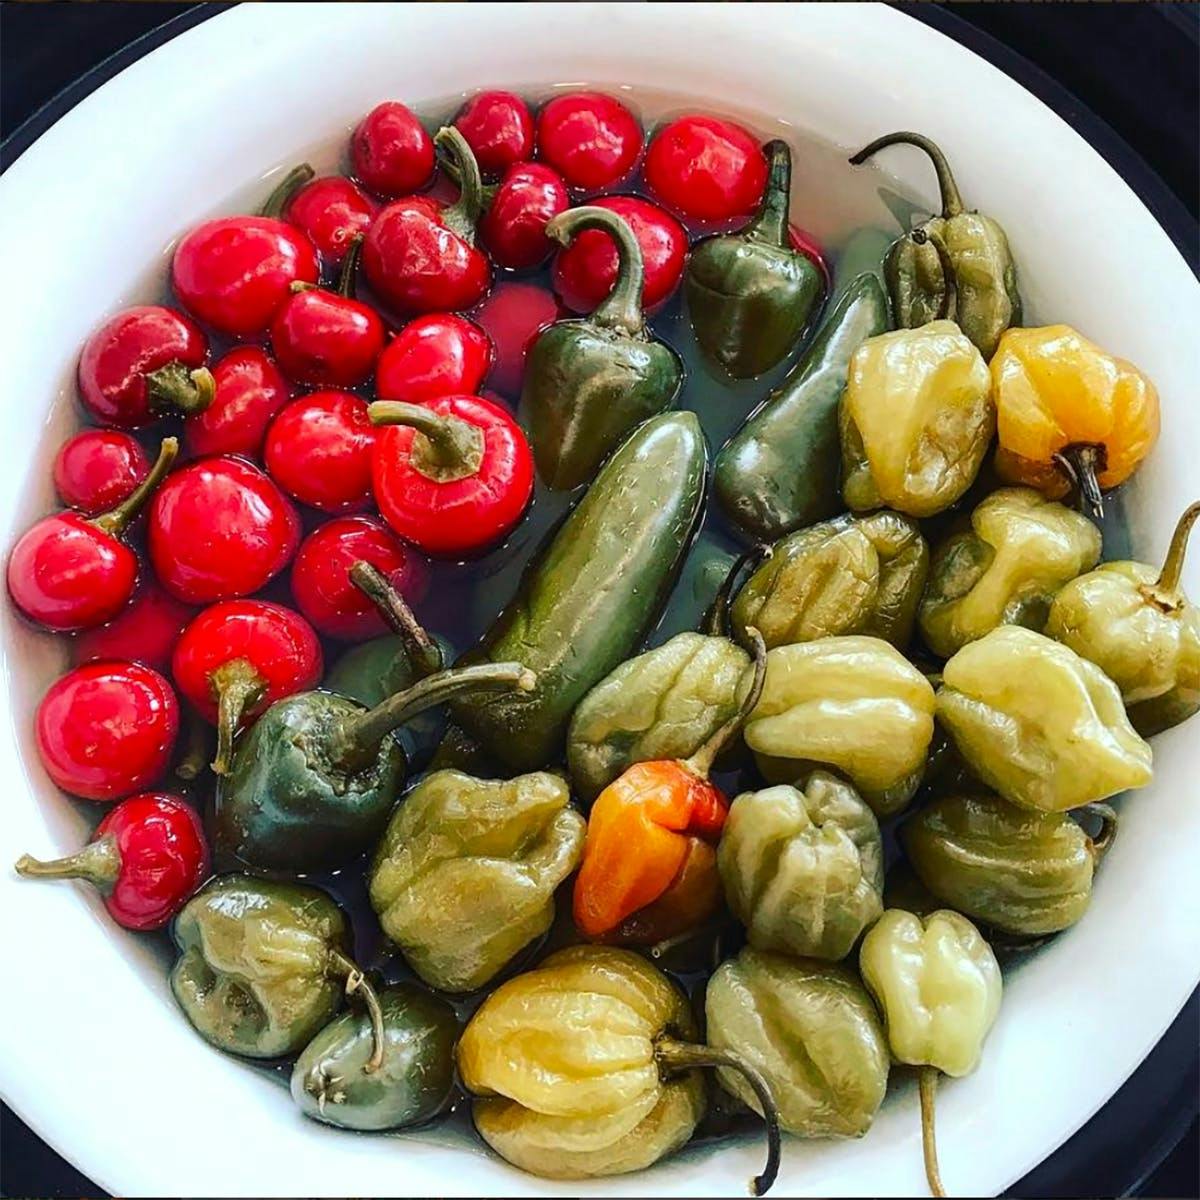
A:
745;140;792;247
146;362;216;417
209;658;268;776
1081;802;1119;862
90;436;179;539
545;206;646;337
704;544;772;637
368;400;485;484
15;834;121;892
175;710;213;782
849;132;965;219
260;162;315;218
349;561;443;678
683;627;767;779
438;154;499;208
919;1066;946;1198
327;950;386;1073
334;662;536;769
655;1039;781;1196
910;227;957;322
1143;500;1200;610
336;233;364;299
434;126;484;243
1052;444;1106;520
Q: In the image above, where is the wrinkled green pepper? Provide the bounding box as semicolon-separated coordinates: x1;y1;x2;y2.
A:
368;769;585;992
850;131;1021;359
902;792;1117;936
171;874;383;1062
936;625;1153;811
731;509;928;650
719;772;883;961
523;207;683;491
1046;501;1200;735
714;274;890;542
291;983;458;1131
686;139;824;379
706;947;889;1138
216;662;536;872
451;411;707;773
919;487;1102;659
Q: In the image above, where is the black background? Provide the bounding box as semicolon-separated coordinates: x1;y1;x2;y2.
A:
1;4;1197;1198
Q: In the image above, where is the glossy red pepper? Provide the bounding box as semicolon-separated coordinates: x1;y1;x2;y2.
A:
551;194;687;313
536;91;643;191
15;792;208;930
263;390;376;513
472;283;562;399
183;346;291;459
72;581;196;674
369;394;533;558
269;237;385;387
478;161;570;271
376;313;493;404
36;661;180;801
172;599;322;774
77;306;214;427
454;90;535;176
352;101;435;197
283;169;377;266
290;515;429;640
362;127;491;315
644;114;768;223
53;429;149;516
8;437;178;632
148;455;300;604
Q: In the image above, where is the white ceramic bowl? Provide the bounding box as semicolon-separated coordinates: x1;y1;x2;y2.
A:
1;4;1197;1196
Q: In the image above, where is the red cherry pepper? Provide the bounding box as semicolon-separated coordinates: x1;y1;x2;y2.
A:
36;661;180;801
376;313;492;404
454;90;535;177
472;283;562;399
263;390;376;513
480;162;570;271
53;429;150;516
184;346;291;460
8;437;178;632
290;515;429;641
172;599;322;774
362;126;491;315
552;194;687;314
369;394;533;558
352;101;436;197
283;168;377;266
644;114;768;223
15;792;209;930
77;305;214;427
148;455;300;604
73;581;196;674
269;237;385;388
536;92;643;192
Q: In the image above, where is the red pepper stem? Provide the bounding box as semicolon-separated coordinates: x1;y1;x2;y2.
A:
433;126;484;242
849;132;965;219
176;710;213;782
1143;500;1200;609
327;950;386;1073
1081;802;1119;862
336;234;364;298
545;206;646;338
367;401;485;483
209;657;268;776
919;1066;947;1198
260;162;316;218
90;436;179;539
746;140;792;247
704;544;772;637
1052;444;1106;520
146;362;216;417
15;834;121;892
910;227;958;322
655;1039;781;1196
683;627;767;779
348;561;443;678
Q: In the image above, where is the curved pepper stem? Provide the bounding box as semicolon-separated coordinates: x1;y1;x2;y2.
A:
349;561;443;678
336;233;364;299
1142;500;1200;611
146;361;216;417
90;436;179;539
434;126;485;243
15;834;121;892
1051;444;1106;520
368;400;486;484
683;627;767;779
910;227;958;322
209;658;268;776
744;140;792;247
327;949;386;1073
655;1038;781;1196
704;545;772;637
849;132;965;219
545;206;647;338
260;162;315;219
176;710;214;782
919;1066;947;1198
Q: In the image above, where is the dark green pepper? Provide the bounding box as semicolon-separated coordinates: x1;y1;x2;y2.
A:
714;274;890;542
686;140;824;379
216;662;536;872
850;131;1021;359
522;207;682;491
291;984;458;1131
451;411;707;773
171;874;384;1063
